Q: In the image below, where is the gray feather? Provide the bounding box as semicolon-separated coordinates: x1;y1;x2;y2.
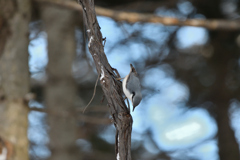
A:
126;72;141;94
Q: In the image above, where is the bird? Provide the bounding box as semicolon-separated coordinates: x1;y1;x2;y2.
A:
121;64;142;111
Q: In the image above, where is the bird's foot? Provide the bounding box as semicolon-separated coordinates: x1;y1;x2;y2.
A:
116;77;124;81
126;98;130;112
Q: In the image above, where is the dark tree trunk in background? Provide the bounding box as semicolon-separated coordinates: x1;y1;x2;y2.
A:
79;0;133;159
41;2;80;160
210;31;240;160
216;103;239;160
0;0;31;159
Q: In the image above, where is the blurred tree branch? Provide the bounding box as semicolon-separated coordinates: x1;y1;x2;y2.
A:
35;0;240;30
30;105;109;113
29;107;112;124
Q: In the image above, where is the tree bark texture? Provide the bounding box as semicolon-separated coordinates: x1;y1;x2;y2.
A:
79;0;133;159
0;0;31;159
41;2;80;160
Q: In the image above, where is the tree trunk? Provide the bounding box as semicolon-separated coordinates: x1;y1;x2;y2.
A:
41;2;80;160
0;0;31;159
79;0;133;159
210;31;240;160
216;102;240;160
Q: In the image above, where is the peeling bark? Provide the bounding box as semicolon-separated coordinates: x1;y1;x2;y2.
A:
79;0;133;159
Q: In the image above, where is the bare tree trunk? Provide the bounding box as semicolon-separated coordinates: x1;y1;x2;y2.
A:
0;0;31;159
216;102;240;160
210;31;240;160
78;0;133;159
41;2;80;160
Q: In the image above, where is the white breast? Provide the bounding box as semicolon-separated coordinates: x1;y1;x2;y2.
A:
122;74;133;102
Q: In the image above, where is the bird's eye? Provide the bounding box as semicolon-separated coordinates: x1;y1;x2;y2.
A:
132;92;135;99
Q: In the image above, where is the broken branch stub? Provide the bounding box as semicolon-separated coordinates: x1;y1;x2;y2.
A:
78;0;133;159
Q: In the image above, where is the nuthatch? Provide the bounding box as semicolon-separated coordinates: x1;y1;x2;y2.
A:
122;64;142;111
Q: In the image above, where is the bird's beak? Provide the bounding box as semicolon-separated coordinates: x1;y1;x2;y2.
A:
130;64;135;70
132;107;135;112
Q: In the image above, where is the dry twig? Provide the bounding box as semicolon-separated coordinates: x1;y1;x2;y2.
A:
35;0;240;30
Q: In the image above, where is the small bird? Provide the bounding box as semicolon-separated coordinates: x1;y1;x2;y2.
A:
122;64;142;111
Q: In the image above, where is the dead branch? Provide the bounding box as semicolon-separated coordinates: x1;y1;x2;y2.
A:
95;7;240;30
78;0;133;159
35;0;240;30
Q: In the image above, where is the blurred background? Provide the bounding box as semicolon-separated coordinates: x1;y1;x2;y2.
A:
27;0;240;160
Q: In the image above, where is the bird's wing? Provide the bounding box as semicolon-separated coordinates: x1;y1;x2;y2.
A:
126;73;141;94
